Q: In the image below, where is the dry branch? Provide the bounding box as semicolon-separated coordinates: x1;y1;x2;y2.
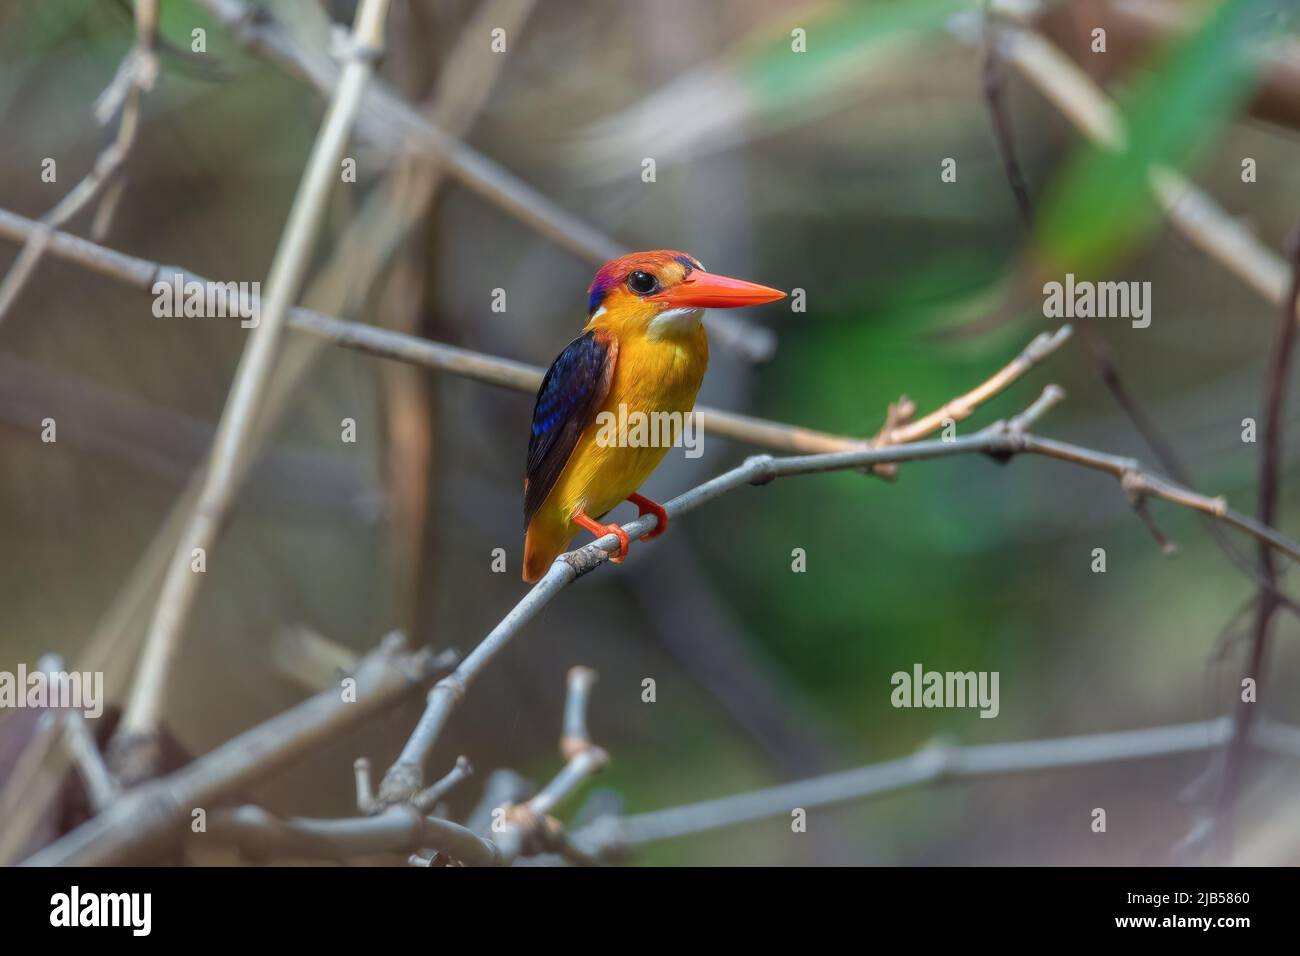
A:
21;636;457;866
62;711;119;813
108;0;393;782
975;9;1285;603
467;666;608;866
7;0;1297;873
205;667;604;866
1215;231;1300;847
410;755;474;814
205;804;501;865
372;384;1300;802
976;12;1300;320
23;379;1300;864
0;655;70;864
193;0;775;362
571;716;1300;860
0;0;158;324
0;206;1065;458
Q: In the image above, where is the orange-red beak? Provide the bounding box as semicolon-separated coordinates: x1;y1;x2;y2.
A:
652;270;786;309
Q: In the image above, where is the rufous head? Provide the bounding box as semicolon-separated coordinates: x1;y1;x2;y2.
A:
585;250;785;338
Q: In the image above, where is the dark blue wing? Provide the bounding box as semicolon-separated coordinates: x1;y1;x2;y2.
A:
525;329;617;527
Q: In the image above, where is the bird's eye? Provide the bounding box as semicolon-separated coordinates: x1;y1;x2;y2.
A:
626;271;659;296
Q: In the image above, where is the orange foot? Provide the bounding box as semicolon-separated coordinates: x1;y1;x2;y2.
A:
627;493;669;542
572;509;631;563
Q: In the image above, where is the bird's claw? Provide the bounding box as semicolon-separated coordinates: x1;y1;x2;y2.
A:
606;523;630;563
627;492;669;542
572;510;631;563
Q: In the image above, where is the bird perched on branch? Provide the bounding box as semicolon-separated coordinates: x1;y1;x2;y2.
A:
523;250;785;582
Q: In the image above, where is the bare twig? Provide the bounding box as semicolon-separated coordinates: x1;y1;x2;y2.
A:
272;627;361;693
352;758;376;815
0;207;1065;458
984;18;1300;318
1215;230;1300;851
206;804;501;865
881;326;1072;447
464;769;534;834
5;185;1297;746
1007;383;1065;432
30;664;1300;867
0;655;70;865
411;756;474;814
206;669;604;867
67;60;513;707
572;716;1300;860
108;0;393;783
374;386;1300;803
488;667;609;865
63;711;119;812
26;393;1300;867
560;666;597;760
91;0;163;240
22;636;457;866
981;3;1033;227
379;0;539;631
0;0;158;324
193;0;775;361
976;13;1300;605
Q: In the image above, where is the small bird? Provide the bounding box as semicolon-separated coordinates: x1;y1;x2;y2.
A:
523;250;785;582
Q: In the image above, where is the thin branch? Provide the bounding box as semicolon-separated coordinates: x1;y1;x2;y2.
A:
353;758;375;815
0;0;158;324
0;655;70;865
979;15;1300;318
526;747;609;820
205;804;501;865
1215;229;1300;849
272;627;361;693
108;0;393;783
205;668;606;867
21;636;457;866
91;0;163;240
411;756;474;814
488;668;609;865
375;386;1300;802
464;769;534;835
63;711;120;812
981;4;1033;228
560;665;597;760
43;694;1300;867
880;326;1071;446
1007;383;1065;432
379;0;539;631
193;0;775;362
978;6;1266;575
67;52;510;708
27;396;1300;866
571;716;1300;860
0;207;1066;458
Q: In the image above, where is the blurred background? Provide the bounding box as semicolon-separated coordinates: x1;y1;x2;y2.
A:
2;0;1300;864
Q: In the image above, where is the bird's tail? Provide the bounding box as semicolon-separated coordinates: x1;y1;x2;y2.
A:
523;514;573;583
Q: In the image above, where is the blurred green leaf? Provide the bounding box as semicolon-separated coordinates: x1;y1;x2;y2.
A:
742;0;965;108
1035;0;1290;276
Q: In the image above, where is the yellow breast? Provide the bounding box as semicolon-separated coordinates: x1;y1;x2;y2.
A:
548;325;707;522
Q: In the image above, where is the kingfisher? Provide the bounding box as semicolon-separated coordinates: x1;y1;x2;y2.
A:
523;250;785;582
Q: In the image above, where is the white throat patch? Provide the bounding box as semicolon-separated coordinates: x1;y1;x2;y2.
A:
648;307;705;339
